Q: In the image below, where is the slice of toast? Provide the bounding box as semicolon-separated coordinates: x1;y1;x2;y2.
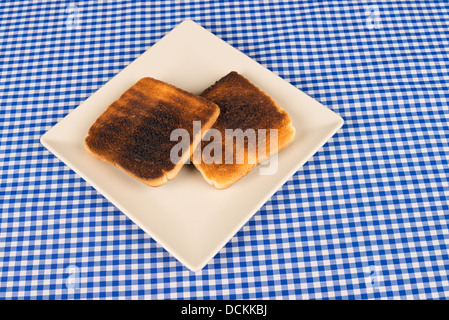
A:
193;71;295;189
85;77;220;187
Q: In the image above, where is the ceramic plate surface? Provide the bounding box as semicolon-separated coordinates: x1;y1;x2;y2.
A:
41;20;344;271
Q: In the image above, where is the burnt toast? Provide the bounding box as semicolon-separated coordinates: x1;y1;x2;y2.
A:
85;77;220;187
193;71;295;189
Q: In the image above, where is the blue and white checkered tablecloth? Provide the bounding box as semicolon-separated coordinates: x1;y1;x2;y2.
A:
1;0;449;300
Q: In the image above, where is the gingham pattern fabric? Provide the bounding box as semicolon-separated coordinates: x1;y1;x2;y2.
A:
1;0;448;300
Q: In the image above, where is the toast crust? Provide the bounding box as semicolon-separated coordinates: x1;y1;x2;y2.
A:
85;77;220;187
194;71;296;189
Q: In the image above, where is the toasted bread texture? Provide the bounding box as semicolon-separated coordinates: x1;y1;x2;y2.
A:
85;77;220;187
193;71;295;189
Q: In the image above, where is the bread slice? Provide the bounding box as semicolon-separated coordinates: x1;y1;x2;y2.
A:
85;77;220;187
193;71;295;189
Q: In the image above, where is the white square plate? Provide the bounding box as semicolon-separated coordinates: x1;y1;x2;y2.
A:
41;20;343;272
